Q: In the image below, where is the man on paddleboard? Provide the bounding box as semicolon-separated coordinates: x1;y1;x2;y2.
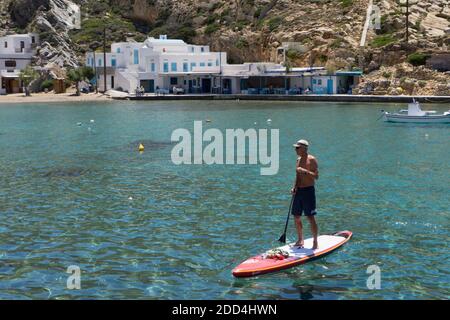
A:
291;139;319;249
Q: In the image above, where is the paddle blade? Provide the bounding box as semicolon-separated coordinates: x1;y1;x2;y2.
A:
278;233;286;243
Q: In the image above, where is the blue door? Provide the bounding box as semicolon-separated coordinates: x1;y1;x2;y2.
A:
327;79;334;94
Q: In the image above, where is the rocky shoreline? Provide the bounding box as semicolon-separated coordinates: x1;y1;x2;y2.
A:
0;0;449;96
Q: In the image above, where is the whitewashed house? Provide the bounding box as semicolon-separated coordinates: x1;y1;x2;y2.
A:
86;35;361;95
86;35;225;94
0;33;39;95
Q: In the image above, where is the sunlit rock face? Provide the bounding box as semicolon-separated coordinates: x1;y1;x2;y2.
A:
5;0;80;68
0;0;448;93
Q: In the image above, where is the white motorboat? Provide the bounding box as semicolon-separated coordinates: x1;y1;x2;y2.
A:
382;100;450;123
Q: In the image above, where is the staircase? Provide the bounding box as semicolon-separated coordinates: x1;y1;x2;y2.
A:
116;68;139;93
360;0;374;47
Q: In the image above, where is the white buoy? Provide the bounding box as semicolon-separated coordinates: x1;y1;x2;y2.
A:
77;122;82;126
128;196;133;200
90;119;95;123
254;122;257;125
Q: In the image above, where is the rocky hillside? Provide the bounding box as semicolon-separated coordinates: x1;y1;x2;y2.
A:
0;0;449;95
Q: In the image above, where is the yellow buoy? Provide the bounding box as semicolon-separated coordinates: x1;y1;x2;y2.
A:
138;143;145;152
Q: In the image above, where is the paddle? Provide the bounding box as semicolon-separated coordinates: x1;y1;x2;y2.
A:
278;194;295;243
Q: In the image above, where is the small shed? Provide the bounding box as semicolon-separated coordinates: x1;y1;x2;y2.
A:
53;78;66;94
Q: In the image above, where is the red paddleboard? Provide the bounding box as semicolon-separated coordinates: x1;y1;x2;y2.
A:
232;231;352;277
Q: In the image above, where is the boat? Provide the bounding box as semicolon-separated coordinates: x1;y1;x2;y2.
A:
232;230;352;277
382;99;450;123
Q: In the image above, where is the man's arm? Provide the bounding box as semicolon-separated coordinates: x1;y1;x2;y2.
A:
309;157;319;180
296;157;319;179
291;158;300;193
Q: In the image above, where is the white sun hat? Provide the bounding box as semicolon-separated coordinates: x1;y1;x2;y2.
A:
293;139;309;147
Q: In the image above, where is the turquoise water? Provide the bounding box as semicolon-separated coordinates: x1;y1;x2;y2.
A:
0;100;448;300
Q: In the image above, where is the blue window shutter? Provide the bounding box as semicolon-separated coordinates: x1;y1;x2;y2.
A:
134;49;139;64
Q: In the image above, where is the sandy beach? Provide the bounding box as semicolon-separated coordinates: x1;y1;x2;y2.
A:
0;91;112;104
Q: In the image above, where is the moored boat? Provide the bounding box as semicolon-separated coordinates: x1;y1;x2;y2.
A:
382;100;450;123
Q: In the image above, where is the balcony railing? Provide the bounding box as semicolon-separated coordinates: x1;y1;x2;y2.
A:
14;48;33;53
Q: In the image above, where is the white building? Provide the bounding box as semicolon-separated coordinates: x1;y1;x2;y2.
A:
86;35;361;95
87;35;225;94
0;33;39;95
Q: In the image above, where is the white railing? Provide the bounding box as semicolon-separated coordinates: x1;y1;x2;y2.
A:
190;66;220;73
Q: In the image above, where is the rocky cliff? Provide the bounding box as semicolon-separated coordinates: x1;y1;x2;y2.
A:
0;0;449;95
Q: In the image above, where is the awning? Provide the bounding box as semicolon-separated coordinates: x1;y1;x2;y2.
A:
160;72;220;76
335;71;363;76
265;67;325;73
0;71;20;78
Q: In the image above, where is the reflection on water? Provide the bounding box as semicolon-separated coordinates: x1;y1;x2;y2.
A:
42;167;90;178
0;101;448;299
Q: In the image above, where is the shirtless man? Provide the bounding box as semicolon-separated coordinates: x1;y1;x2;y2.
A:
291;139;319;249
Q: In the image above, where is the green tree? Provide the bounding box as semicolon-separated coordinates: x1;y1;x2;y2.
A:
81;66;95;82
40;79;54;91
19;65;39;96
67;68;83;96
67;67;95;96
284;58;292;73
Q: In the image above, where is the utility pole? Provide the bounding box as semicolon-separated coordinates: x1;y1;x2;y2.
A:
219;41;222;94
93;49;98;94
103;27;107;93
89;42;99;94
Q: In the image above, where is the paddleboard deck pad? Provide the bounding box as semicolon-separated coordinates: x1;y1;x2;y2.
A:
232;231;352;277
